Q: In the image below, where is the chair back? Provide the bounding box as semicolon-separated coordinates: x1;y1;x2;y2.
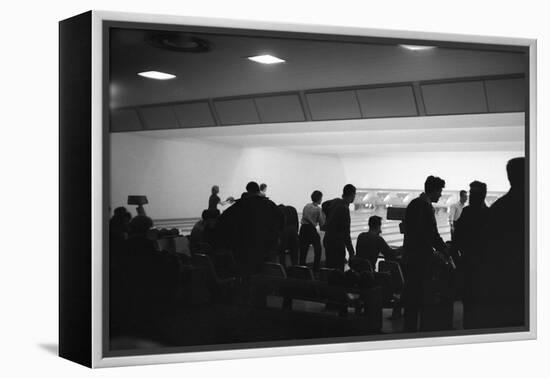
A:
318;268;333;282
349;257;373;273
193;253;219;281
378;260;405;292
286;265;314;280
263;262;287;278
318;268;345;286
374;271;393;304
194;242;214;255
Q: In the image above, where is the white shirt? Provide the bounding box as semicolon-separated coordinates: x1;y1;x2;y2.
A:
448;201;466;223
301;203;325;227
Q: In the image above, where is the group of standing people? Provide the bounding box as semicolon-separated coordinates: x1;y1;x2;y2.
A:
401;157;526;331
206;182;359;277
299;184;359;273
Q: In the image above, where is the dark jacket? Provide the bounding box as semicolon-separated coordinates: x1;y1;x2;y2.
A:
356;231;395;268
322;198;354;254
403;193;446;269
216;195;283;274
454;204;489;267
279;204;299;233
482;187;525;320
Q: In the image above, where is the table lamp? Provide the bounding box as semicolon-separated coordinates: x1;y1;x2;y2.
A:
127;195;148;216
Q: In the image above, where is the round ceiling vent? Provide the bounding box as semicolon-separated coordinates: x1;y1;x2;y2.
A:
148;33;211;53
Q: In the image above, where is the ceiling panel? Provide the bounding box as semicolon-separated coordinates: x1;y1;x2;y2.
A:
214;98;261;125
485;78;525;112
110;108;143;132
138;113;525;139
421;81;488;115
306;90;362;120
254;94;306;123
173;102;216;128
138;105;180;130
356;86;418;118
135;113;524;155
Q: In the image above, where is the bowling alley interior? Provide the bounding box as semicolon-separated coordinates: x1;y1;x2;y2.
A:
106;25;528;354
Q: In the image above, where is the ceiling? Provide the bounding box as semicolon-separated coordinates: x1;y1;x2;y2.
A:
110;27;526;157
109;28;527;108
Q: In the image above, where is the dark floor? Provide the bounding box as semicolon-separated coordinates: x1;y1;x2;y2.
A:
265;296;464;333
110;292;465;355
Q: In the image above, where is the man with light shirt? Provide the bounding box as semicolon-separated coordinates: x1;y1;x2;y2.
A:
448;190;468;237
298;190;325;272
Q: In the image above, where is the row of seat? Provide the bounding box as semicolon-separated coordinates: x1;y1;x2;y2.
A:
263;260;404;297
253;260;403;320
189;246;406;320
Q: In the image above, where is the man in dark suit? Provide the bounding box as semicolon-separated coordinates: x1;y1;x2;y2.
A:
215;181;283;277
278;204;300;267
453;180;489;329
402;175;448;332
479;157;526;328
322;184;356;271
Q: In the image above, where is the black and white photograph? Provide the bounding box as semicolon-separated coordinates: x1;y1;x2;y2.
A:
104;17;531;357
5;0;550;375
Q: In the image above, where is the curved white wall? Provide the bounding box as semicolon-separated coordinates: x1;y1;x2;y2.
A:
110;133;346;219
340;151;524;192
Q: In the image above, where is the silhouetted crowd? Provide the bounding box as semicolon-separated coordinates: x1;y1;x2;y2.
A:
109;156;527;341
401;157;526;331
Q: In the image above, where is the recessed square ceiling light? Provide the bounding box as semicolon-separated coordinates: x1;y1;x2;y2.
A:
399;44;436;51
247;54;285;64
137;71;176;80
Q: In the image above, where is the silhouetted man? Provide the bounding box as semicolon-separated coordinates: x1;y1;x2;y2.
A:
323;184;356;271
216;181;283;277
355;215;396;270
299;190;325;271
190;209;219;251
402;175;447;332
453;180;489;329
278;204;300;266
480;157;526;328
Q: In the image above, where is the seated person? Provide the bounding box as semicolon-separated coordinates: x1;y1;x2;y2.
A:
354;215;396;269
111;215;181;338
109;206;132;242
190;209;219;251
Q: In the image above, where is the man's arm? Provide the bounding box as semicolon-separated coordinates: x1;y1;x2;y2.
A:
419;202;446;253
343;207;355;256
378;236;396;261
317;207;326;228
